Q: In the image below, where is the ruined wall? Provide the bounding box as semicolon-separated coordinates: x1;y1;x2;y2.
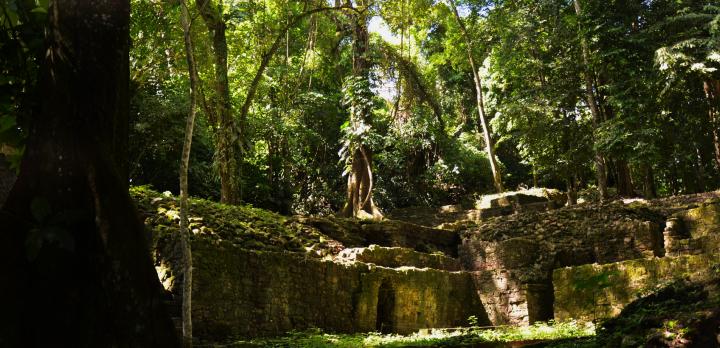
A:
336;245;461;271
553;254;719;321
162;238;487;340
459;205;665;325
554;201;720;322
676;202;720;255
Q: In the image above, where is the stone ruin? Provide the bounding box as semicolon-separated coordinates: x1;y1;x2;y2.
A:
149;189;720;341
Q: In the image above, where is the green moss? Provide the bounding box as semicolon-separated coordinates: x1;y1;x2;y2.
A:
554;254;720;322
131;186;336;255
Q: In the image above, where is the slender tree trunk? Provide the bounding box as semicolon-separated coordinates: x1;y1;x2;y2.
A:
642;163;656;199
179;2;198;346
704;80;720;172
566;174;578;205
0;2;178;345
573;0;608;201
196;0;240;204
447;0;504;193
340;1;382;219
695;146;707;192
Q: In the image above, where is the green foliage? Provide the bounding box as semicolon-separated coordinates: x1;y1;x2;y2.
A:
230;321;595;347
129;82;218;199
122;0;720;215
0;0;48;167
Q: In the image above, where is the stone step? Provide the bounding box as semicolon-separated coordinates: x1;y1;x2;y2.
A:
335;244;462;271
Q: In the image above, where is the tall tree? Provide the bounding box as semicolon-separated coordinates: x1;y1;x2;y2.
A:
572;0;609;200
196;0;241;204
446;0;504;194
340;0;383;219
0;1;178;346
656;4;720;172
179;0;198;346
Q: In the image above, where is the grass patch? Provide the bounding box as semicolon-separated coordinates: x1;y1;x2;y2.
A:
216;321;595;347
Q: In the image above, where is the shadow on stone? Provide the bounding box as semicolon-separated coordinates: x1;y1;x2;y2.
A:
376;280;396;334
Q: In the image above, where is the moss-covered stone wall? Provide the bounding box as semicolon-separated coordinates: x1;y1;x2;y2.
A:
553;254;720;321
171;239;487;340
678;202;720;255
336;245;461;271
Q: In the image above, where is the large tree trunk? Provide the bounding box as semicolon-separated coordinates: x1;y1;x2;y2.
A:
179;1;198;346
616;160;634;197
341;1;382;219
573;0;608;201
196;0;241;204
447;0;504;194
0;2;178;346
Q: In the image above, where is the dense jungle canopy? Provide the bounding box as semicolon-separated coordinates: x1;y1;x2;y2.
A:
3;0;720;215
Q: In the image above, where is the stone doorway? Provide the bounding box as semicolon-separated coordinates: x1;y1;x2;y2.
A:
376;281;396;333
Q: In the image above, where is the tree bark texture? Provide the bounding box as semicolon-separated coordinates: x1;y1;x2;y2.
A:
196;0;241;204
0;1;178;346
616;159;634;197
573;0;609;201
566;175;578;206
447;0;504;194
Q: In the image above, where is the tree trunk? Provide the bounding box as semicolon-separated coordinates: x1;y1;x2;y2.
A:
704;80;720;172
0;2;178;346
695;146;707;192
199;3;352;205
196;0;241;204
179;1;197;346
340;1;382;219
566;175;578;206
616;160;634;197
573;0;608;201
447;0;504;194
642;164;656;199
